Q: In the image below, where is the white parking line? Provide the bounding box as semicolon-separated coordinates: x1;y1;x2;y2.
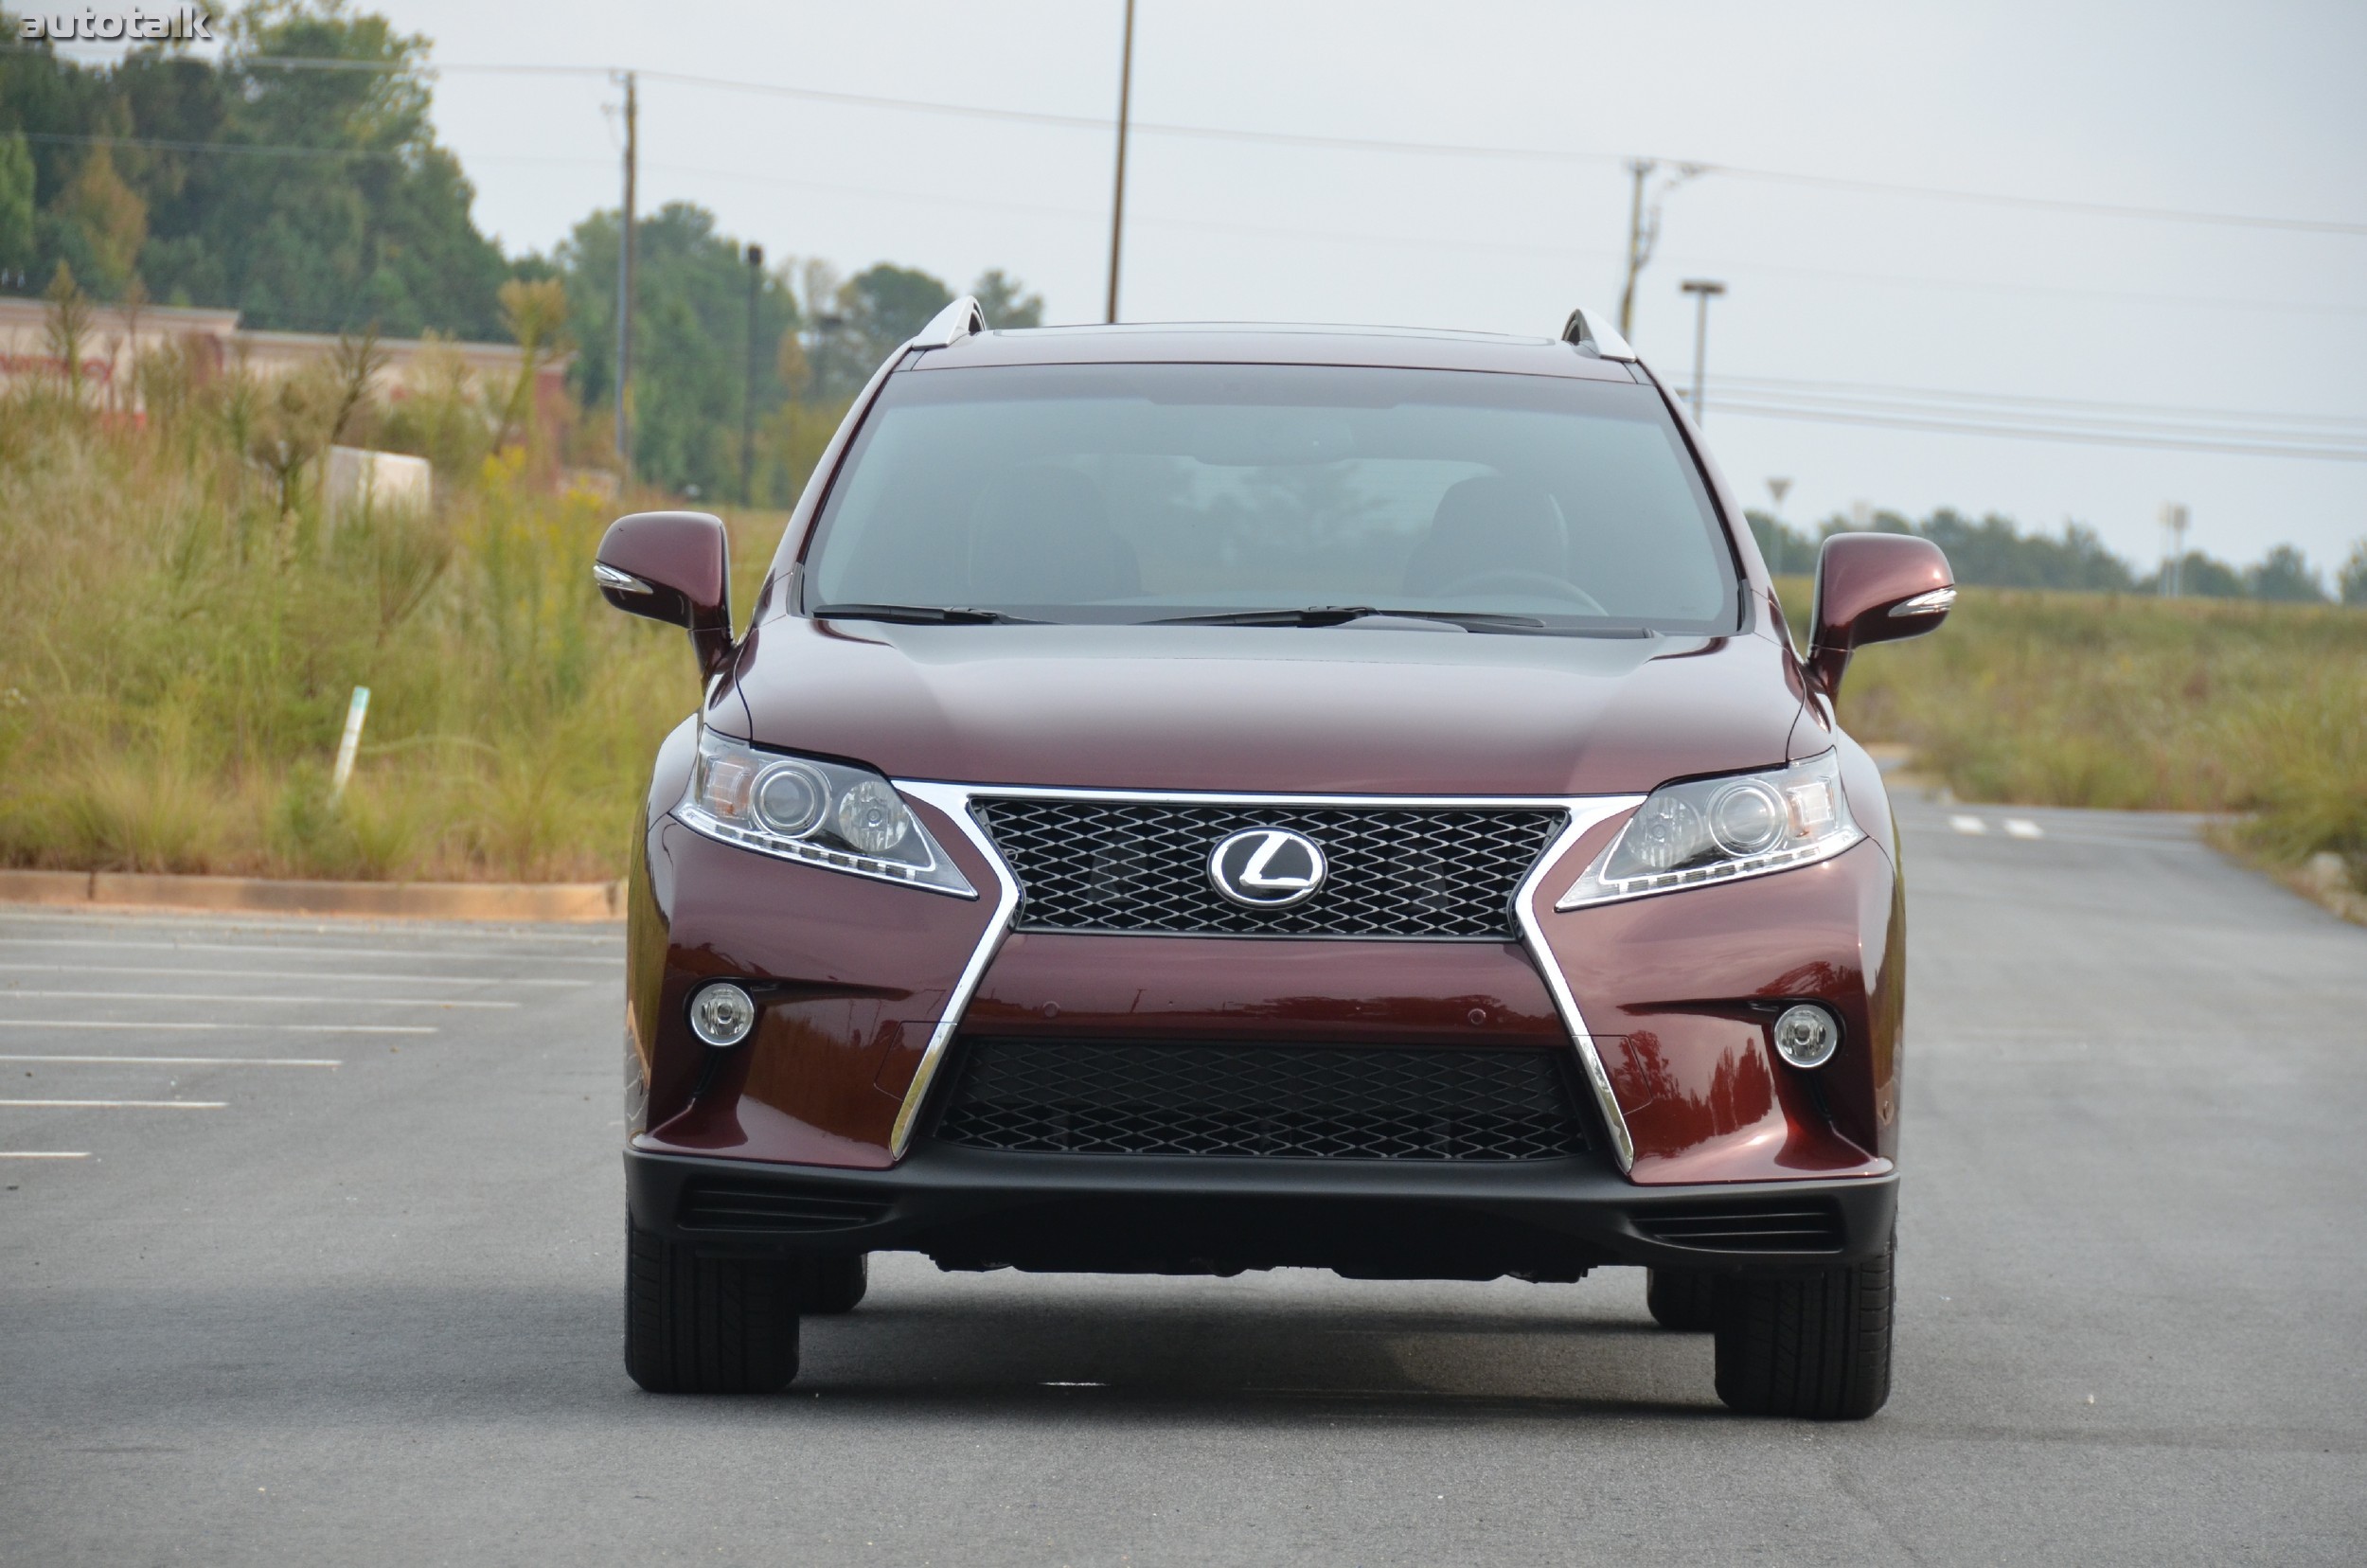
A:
0;938;615;966
1949;814;1987;835
0;1099;225;1109
2003;818;2046;839
0;909;621;941
0;1150;90;1159
0;1021;433;1034
0;1055;341;1067
0;990;517;1008
0;965;592;987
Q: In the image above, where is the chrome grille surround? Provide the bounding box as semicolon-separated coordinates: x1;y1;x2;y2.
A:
886;783;1647;1171
972;797;1566;940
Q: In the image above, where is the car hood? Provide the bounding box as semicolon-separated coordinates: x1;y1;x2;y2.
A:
722;615;1806;797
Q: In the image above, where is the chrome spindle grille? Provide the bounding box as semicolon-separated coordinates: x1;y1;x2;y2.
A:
972;799;1564;939
933;1039;1591;1161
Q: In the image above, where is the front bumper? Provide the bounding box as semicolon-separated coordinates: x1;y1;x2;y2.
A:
626;1142;1897;1281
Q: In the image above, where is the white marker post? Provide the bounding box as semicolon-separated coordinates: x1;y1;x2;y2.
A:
329;686;371;804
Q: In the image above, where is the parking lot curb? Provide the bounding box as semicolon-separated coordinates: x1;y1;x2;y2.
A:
0;868;626;922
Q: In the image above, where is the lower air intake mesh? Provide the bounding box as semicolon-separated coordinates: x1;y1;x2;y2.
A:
933;1038;1589;1162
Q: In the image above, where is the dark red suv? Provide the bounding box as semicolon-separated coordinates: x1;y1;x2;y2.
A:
596;301;1952;1417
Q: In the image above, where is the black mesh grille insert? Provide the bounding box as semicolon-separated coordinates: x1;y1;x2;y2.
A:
1634;1206;1844;1254
973;798;1565;939
933;1038;1590;1161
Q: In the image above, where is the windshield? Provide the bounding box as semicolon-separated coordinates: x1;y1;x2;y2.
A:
799;362;1738;633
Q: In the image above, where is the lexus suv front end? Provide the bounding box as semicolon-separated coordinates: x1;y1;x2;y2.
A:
596;301;1953;1417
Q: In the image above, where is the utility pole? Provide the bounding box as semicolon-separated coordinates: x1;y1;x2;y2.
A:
1767;477;1793;573
614;70;637;484
1617;159;1652;338
1681;278;1726;419
2159;502;2190;597
1617;158;1701;341
741;242;764;505
1104;0;1136;324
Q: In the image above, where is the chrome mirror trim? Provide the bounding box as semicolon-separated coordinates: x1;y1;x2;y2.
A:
593;561;654;595
1888;586;1958;618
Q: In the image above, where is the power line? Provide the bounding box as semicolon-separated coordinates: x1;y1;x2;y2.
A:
15;129;412;160
14;43;2365;240
1715;374;2367;430
18;127;2362;329
1705;394;2367;462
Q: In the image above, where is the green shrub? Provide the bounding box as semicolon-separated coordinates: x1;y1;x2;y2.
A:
0;365;779;882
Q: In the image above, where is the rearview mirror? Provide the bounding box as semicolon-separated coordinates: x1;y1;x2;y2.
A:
594;510;735;680
1806;533;1954;699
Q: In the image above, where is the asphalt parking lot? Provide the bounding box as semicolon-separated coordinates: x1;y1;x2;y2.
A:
4;790;2364;1565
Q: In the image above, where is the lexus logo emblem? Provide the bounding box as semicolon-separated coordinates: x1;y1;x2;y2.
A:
1207;828;1328;909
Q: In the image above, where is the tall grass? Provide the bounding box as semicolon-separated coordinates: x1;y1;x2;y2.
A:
1781;582;2367;884
2;368;2358;887
0;378;780;882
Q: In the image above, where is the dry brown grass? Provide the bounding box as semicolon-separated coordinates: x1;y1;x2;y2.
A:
1778;579;2367;889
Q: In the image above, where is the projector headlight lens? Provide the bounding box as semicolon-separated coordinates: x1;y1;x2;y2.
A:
1559;750;1861;909
752;759;830;839
681;727;974;898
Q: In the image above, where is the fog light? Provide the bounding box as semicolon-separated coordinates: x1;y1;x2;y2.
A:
688;982;756;1048
1771;1004;1839;1069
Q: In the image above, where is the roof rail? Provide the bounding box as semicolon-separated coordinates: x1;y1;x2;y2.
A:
1559;305;1638;363
910;295;988;349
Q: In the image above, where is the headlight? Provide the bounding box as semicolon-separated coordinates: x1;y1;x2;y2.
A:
678;727;976;898
1557;750;1861;909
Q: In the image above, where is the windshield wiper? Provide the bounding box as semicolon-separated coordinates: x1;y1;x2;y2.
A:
1149;605;1650;636
810;602;1039;625
1152;605;1389;628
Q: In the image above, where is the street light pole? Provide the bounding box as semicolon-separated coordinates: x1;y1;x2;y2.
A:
1104;0;1137;324
741;242;763;505
1680;278;1726;419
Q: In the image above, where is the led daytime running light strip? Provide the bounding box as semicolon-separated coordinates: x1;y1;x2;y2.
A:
677;802;971;895
1577;829;1860;903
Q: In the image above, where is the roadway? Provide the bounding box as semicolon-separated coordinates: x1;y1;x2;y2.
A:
4;791;2363;1564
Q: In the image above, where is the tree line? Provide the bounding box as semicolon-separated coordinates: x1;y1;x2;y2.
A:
1748;509;2367;608
0;1;1042;503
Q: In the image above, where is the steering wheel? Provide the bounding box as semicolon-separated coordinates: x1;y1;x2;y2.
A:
1433;569;1609;615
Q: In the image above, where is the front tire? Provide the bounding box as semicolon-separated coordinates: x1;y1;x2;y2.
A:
792;1254;868;1315
625;1220;800;1393
1712;1237;1895;1419
1646;1267;1717;1331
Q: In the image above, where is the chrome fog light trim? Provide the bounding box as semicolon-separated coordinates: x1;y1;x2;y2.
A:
1771;1004;1840;1069
688;982;757;1048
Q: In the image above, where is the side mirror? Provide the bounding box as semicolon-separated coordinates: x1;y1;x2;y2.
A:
1806;533;1954;699
595;510;734;680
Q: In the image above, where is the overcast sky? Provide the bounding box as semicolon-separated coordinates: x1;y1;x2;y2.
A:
142;0;2367;570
